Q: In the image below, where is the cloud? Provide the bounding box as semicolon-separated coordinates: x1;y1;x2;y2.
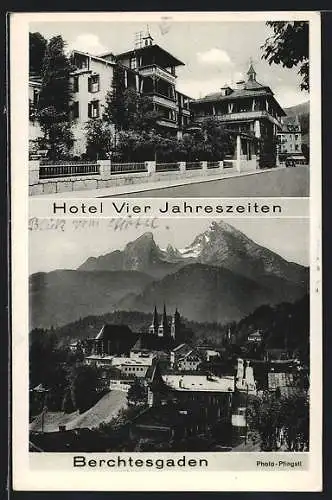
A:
177;78;224;99
274;85;309;108
197;48;232;65
67;34;108;55
178;71;243;99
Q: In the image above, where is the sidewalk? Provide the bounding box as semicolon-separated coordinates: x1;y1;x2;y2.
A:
35;166;286;198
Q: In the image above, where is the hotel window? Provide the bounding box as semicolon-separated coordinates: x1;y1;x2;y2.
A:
130;57;137;70
72;101;79;119
88;100;100;118
88;74;100;93
73;76;79;93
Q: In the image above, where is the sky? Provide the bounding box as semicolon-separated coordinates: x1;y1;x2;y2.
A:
29;218;309;274
29;20;309;108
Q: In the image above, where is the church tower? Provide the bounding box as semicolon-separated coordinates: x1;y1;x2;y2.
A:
149;306;159;335
171;308;181;340
158;304;169;337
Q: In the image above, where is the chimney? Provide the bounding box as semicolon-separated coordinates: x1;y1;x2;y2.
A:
236;80;245;90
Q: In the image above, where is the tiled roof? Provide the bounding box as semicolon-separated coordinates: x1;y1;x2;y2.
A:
193;88;272;104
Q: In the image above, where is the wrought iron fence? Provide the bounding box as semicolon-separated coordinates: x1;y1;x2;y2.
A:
185;162;202;171
207;161;220;169
39;162;100;179
110;163;147;174
156;162;180;172
223;160;236;169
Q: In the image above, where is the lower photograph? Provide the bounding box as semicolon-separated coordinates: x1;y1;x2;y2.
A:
28;217;309;453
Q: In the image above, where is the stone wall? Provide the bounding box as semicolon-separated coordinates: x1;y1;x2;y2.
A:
29;158;257;196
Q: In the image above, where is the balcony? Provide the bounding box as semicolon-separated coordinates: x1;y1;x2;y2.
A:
151;94;178;110
157;118;178;129
196;110;282;128
139;65;176;84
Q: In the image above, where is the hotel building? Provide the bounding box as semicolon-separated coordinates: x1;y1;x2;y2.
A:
190;64;286;165
29;31;192;157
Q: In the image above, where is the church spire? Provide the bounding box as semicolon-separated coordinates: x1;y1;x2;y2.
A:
149;305;159;335
158;303;169;337
247;59;257;82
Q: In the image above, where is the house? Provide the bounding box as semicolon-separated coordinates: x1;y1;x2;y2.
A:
247;330;263;343
277;115;303;160
170;343;202;371
129;404;211;445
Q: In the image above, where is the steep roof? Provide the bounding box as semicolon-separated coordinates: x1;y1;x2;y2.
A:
114;43;184;68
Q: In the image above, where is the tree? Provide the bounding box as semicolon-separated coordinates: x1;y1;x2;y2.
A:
29;32;47;75
251;391;309;451
68;364;101;413
104;81;161;134
127;90;161;132
127;379;148;406
103;65;127;130
261;22;309;91
37;35;74;159
85;118;113;159
200;117;235;160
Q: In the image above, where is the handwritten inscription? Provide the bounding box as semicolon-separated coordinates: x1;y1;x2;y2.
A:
28;216;159;232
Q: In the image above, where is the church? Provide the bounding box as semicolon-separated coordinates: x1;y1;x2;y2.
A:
84;305;184;357
148;305;181;339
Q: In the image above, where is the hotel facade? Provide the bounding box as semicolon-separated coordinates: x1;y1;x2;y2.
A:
29;31;192;157
190;64;286;165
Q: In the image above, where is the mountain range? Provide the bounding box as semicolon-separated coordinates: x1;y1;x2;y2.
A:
30;221;309;329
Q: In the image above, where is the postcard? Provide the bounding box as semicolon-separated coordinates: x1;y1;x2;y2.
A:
10;11;322;491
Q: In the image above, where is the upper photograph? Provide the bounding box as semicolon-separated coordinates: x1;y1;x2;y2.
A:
28;19;310;198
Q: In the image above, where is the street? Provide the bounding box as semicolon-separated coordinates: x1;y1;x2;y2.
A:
119;166;309;198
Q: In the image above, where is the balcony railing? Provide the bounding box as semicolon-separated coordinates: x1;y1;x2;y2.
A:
139;65;176;84
157;118;178;129
150;94;177;109
196;110;282;127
